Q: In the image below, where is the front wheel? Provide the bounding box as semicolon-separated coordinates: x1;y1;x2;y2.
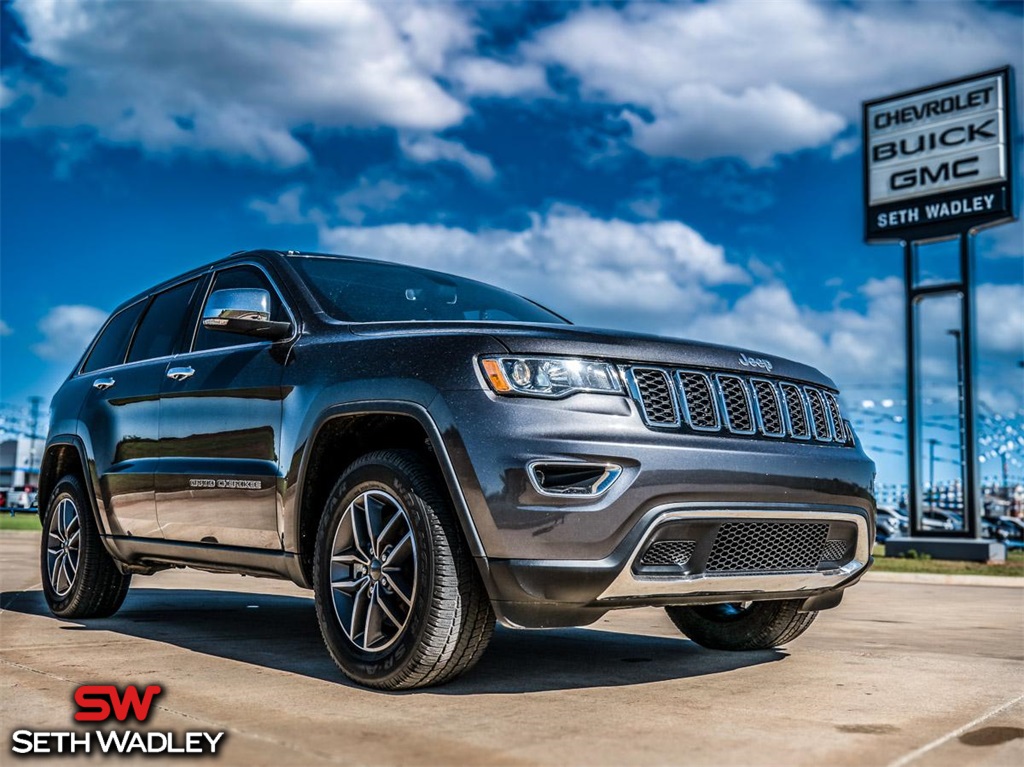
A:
665;600;818;651
40;475;131;618
313;450;494;689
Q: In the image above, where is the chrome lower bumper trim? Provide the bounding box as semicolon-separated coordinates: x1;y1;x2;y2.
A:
597;507;870;601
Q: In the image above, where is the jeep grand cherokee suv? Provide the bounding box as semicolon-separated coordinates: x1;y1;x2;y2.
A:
39;250;875;689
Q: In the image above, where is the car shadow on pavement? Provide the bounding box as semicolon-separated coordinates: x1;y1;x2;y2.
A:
1;587;785;694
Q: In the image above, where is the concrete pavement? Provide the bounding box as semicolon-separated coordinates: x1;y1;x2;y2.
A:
2;529;1022;766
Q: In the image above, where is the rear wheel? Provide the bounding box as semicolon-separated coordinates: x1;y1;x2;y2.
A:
313;450;494;689
665;599;818;651
40;475;131;618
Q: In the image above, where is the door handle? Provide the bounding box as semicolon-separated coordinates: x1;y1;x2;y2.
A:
166;366;196;382
92;377;115;391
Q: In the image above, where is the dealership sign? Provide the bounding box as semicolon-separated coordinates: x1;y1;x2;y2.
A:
863;67;1015;241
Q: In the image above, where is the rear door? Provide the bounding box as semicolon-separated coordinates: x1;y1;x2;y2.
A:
77;278;203;539
155;264;293;549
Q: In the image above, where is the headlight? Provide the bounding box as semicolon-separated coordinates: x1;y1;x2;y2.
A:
479;356;622;398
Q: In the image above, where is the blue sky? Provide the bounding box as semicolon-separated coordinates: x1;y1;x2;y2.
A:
1;0;1022;487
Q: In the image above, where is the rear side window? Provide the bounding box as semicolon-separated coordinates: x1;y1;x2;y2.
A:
82;301;146;373
126;278;202;364
193;265;288;352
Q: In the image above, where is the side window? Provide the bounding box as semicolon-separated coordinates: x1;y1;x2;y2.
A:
81;300;146;373
126;278;202;364
193;265;287;352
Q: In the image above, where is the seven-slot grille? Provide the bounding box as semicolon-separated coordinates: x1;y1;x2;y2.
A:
627;366;850;444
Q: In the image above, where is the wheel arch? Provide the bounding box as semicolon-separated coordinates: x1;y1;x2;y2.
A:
38;437;99;527
291;403;484;588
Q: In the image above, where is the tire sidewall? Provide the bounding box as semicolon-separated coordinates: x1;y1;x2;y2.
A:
667;599;811;651
314;461;437;685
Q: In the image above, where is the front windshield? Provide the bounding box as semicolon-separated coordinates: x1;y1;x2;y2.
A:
288;256;568;324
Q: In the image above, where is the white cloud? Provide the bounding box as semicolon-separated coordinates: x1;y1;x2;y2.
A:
449;58;550;98
334;176;414;225
247;185;319;226
32;304;107;363
399;135;496;182
7;0;1016;170
623;83;843;167
526;0;1020;164
0;319;12;337
977;284;1024;356
381;3;476;75
318;207;748;327
0;80;15;109
6;0;470;167
976;221;1023;260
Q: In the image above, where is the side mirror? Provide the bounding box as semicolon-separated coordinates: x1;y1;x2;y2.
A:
202;288;292;341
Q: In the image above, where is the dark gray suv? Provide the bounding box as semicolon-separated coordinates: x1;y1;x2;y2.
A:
39;250;875;689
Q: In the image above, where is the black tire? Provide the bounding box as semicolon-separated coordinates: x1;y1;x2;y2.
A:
665;600;818;651
313;449;494;689
40;475;131;618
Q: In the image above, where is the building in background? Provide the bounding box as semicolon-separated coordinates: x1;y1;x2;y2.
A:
0;435;40;491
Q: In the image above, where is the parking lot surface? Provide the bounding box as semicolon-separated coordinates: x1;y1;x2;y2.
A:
2;530;1022;766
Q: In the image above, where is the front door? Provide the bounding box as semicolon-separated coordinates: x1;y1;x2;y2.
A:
155;264;292;549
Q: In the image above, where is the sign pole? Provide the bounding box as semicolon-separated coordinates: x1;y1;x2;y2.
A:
902;240;923;537
958;231;982;540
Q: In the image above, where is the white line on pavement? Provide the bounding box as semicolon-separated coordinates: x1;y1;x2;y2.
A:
886;693;1024;767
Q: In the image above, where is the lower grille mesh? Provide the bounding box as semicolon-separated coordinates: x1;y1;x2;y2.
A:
640;540;696;567
821;539;850;562
706;522;829;572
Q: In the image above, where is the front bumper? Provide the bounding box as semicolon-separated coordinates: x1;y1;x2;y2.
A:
434;390;876;628
482;503;872;627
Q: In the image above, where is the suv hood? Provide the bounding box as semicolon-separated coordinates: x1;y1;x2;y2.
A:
349;321;837;389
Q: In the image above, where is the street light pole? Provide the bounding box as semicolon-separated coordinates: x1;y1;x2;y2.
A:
28;396;43;489
947;329;966;522
928;437;939;507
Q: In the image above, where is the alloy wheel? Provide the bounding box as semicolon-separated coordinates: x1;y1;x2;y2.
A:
329;489;418;653
46;497;81;597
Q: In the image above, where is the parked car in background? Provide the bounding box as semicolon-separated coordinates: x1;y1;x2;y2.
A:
9;488;37;510
875;507;908;542
990;516;1024;549
981;518;1010;544
923;509;959;532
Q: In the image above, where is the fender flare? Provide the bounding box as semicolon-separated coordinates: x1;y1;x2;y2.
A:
289;400;486;567
38;434;110;539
